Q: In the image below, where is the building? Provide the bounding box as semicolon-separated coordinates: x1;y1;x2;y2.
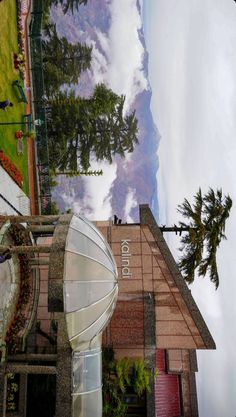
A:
0;206;215;417
0;213;118;417
96;205;215;417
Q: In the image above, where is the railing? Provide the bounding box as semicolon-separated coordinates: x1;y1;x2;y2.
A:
29;0;52;214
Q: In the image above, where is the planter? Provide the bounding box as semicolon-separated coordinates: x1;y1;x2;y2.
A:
15;130;23;139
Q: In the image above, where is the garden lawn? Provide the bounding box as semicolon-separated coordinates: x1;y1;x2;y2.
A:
0;1;29;194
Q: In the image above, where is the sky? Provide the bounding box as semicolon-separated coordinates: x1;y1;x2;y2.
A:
53;0;150;218
143;1;236;416
52;1;236;415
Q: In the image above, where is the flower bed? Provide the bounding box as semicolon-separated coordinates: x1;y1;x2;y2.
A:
5;224;31;353
0;150;23;188
16;0;25;80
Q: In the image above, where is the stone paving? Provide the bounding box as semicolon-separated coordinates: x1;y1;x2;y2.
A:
0;166;30;215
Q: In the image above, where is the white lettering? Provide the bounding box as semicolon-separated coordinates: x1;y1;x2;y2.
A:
121;239;132;278
122;267;132;276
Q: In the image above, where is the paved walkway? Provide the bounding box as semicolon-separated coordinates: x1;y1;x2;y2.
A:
0;166;30;215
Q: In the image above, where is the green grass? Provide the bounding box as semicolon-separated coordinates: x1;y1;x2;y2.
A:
0;1;29;194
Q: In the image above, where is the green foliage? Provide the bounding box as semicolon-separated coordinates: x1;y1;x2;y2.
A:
0;0;29;194
45;201;60;215
42;24;92;96
132;359;151;397
42;0;52;29
115;358;131;393
103;397;127;417
48;0;88;14
102;347;151;417
177;188;232;289
47;84;139;171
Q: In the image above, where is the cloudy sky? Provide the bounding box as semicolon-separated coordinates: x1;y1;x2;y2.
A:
54;1;236;414
53;0;150;217
143;1;236;416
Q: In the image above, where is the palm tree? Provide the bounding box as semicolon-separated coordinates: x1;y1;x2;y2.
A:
160;188;232;289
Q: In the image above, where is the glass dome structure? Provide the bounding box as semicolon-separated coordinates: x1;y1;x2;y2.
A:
62;214;118;417
63;214;118;351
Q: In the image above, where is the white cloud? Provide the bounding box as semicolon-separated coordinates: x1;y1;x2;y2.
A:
95;30;110;58
123;188;138;222
89;39;109;85
107;0;148;110
87;0;148;111
53;0;148;111
76;160;117;220
145;1;236;416
52;1;148;227
80;0;149;220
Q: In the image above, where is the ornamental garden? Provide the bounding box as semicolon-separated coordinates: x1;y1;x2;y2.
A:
0;1;29;195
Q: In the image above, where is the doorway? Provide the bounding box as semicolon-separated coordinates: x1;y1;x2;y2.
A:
26;374;56;417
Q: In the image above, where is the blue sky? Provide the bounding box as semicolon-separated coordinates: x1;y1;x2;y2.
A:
143;1;236;416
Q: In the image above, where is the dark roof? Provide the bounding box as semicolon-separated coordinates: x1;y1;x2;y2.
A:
139;204;216;350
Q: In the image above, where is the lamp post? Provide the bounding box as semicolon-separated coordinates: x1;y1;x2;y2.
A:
0;119;43;127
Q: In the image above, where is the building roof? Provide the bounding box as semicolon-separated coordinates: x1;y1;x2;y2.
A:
139;204;216;350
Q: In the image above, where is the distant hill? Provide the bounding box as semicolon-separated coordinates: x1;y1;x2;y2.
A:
51;0;160;221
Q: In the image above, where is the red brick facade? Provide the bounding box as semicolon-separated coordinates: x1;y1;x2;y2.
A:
97;205;215;417
99;222;208;352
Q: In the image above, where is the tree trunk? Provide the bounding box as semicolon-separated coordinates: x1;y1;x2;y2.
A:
55;170;103;176
159;226;190;234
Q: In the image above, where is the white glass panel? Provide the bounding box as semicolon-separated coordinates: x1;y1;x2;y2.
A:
72;350;101;394
69;295;117;351
66;229;114;273
66;286;118;339
73;390;102;417
64;281;116;312
64;252;116;282
71;216;110;258
77;214;108;244
79;215;116;264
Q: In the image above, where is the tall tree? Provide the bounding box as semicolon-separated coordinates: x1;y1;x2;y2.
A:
160;188;232;289
47;84;139;171
42;25;92;95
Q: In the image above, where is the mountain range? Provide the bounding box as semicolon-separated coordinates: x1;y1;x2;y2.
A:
51;0;160;221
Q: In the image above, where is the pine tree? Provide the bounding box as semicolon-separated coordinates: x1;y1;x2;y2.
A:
47;84;139;171
43;24;92;95
161;188;232;289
